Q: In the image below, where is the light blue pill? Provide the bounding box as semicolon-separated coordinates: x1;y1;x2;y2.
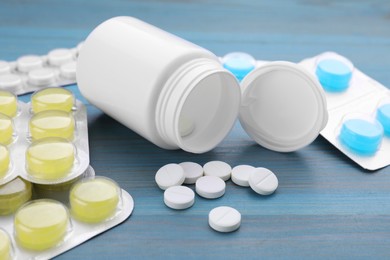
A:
377;104;390;135
339;118;383;155
316;59;352;92
222;52;256;81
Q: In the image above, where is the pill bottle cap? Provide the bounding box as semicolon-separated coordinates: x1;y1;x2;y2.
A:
239;61;328;152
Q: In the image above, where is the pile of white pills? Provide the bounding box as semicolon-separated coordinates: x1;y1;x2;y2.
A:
155;161;279;233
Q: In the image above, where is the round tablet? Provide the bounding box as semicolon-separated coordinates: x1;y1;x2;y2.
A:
195;176;225;199
155;163;185;190
179;162;203;184
164;186;195;210
17;55;43;72
249;167;278;195
316;59;352;92
60;61;77;80
0;74;22;91
14;200;69;251
203;161;231;181
231;165;255;187
209;206;241;233
70;177;120;223
0;145;10;178
0;177;32;215
31;88;74;113
0;229;11;260
26;138;75;180
48;48;74;66
179;114;195;137
222;52;256;81
28;68;56;86
0;60;10;74
0;90;17;117
29;110;75;141
0;114;13;145
339;118;383;155
377;104;390;135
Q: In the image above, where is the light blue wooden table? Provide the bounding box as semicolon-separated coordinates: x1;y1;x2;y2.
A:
1;0;390;258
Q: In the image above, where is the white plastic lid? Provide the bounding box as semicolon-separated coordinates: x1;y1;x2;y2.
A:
239;61;328;152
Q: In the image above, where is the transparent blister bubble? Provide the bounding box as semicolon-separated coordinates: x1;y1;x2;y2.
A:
314;52;354;92
221;52;256;81
375;95;390;136
0;228;14;260
336;113;384;156
0;43;83;96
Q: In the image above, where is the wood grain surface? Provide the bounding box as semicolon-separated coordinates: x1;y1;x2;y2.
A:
1;0;390;258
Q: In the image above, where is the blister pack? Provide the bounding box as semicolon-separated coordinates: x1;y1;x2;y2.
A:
299;52;390;170
0;87;89;185
221;51;390;170
0;174;134;260
0;43;82;95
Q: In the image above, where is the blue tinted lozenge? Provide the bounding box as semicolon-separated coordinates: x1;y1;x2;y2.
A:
316;59;352;92
340;118;383;155
377;104;390;135
222;52;256;81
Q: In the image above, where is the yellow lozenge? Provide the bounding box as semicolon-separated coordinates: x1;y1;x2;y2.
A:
0;177;32;215
31;88;74;113
0;145;10;178
0;90;17;118
26;138;75;180
0;114;13;145
0;229;11;260
14;200;69;251
70;177;120;223
29;110;75;141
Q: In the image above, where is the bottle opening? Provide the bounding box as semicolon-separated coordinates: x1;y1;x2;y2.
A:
175;72;240;153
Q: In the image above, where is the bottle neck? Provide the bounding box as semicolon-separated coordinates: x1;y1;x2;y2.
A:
155;58;241;153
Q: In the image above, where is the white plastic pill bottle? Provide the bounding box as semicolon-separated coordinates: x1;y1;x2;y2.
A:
78;16;328;154
77;16;241;153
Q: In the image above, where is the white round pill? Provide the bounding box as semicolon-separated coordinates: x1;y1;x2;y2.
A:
248;167;278;195
0;61;10;74
28;68;56;85
0;74;22;91
179;162;203;184
231;165;255;187
17;55;43;72
164;186;195;210
48;48;73;66
195;176;225;199
179;114;195;137
155;163;185;190
203;161;231;181
60;61;77;79
209;206;241;233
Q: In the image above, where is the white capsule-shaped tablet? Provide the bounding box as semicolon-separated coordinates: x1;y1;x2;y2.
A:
179;162;203;184
164;186;195;210
155;163;185;190
0;61;10;75
60;61;77;80
248;167;278;195
28;68;56;86
203;161;231;181
231;165;255;187
17;55;43;72
195;176;225;199
209;206;241;233
0;74;22;91
48;48;74;66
